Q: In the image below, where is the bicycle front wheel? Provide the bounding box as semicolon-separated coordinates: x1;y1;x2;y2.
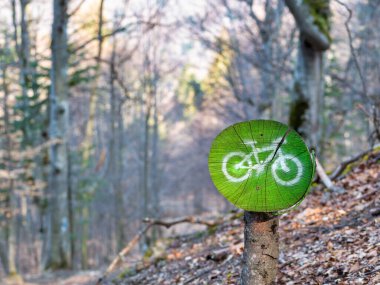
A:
222;152;252;183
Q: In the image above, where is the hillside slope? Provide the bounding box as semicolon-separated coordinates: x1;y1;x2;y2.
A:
110;152;380;285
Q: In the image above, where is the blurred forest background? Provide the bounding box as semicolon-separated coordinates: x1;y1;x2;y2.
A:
0;0;379;282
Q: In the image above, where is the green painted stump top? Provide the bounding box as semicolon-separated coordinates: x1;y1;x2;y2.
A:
208;120;315;212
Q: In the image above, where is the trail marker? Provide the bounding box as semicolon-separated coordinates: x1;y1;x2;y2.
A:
209;120;315;213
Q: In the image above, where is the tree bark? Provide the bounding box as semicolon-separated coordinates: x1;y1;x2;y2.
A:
44;0;70;269
115;95;126;251
286;0;330;148
150;66;161;240
81;0;105;268
241;211;279;285
290;39;324;147
108;35;126;252
1;45;19;279
142;91;151;244
284;0;330;51
82;0;105;165
19;0;31;144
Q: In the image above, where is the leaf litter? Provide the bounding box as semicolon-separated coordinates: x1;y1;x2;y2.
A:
110;152;380;285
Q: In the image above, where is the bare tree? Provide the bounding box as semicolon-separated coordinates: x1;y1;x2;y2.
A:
80;0;105;269
18;0;32;144
1;32;22;283
44;0;70;269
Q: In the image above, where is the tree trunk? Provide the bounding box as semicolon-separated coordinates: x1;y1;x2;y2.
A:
142;100;151;219
241;212;279;285
2;48;20;280
285;0;330;148
44;0;70;269
108;36;126;252
150;79;162;240
115;98;126;251
81;1;105;268
19;0;31;144
289;39;324;148
82;0;105;165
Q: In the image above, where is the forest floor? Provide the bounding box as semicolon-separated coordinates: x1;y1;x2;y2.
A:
22;270;100;285
6;151;379;285
104;150;380;285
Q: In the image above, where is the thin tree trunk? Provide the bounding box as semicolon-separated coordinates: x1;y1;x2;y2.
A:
67;150;75;267
11;0;19;54
150;69;161;241
82;0;105;165
19;0;31;144
0;240;7;274
44;0;70;269
108;36;126;251
241;212;279;285
141;67;152;249
137;91;147;251
81;0;105;268
1;41;22;282
115;99;126;251
143;102;151;219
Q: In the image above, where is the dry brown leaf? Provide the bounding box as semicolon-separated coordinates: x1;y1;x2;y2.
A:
349;261;360;273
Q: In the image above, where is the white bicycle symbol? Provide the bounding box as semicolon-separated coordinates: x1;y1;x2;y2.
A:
222;138;303;186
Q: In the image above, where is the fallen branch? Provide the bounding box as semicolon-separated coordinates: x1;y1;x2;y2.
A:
315;158;345;193
314;144;380;186
142;216;221;228
354;188;378;201
329;144;379;181
370;208;380;216
97;214;232;284
184;252;233;284
184;266;214;284
206;247;230;262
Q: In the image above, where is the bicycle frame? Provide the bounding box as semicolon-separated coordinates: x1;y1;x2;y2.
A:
236;138;287;174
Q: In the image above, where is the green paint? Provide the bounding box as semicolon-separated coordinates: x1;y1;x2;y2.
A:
208;120;315;212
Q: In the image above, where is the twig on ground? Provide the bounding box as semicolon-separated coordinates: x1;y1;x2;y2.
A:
314;144;380;186
97;214;234;284
183;266;214;284
142;216;221;228
369;208;380;216
329;144;379;181
206;247;230;262
354;189;378;201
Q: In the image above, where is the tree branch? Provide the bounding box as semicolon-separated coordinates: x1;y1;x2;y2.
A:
285;0;330;51
329;144;380;180
239;0;263;27
96;214;237;284
68;0;87;18
71;24;133;54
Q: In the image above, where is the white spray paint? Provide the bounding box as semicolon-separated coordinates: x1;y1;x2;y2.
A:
221;138;303;186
